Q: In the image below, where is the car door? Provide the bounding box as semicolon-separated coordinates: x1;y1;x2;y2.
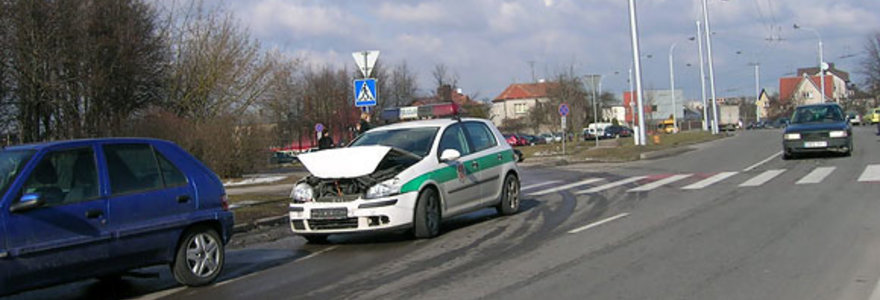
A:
2;146;112;290
461;121;506;204
436;123;481;215
102;143;195;264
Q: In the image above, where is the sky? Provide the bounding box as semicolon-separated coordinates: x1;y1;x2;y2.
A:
208;0;879;103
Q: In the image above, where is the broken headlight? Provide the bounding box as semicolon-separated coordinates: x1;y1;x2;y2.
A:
292;183;314;202
365;178;400;199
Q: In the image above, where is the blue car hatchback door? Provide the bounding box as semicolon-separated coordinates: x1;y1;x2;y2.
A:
0;138;234;295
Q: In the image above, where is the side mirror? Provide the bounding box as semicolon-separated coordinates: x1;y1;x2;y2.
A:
439;149;461;162
10;193;45;213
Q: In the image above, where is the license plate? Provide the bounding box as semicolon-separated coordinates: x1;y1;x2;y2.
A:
804;141;828;148
310;208;348;219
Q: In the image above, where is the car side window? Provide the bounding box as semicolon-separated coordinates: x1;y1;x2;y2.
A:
156;150;187;187
22;147;98;206
438;124;471;157
463;122;497;153
104;144;163;195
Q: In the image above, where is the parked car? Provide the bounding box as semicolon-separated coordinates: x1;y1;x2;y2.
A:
866;108;880;125
767;118;790;129
782;103;852;159
602;125;633;138
0;138;234;295
521;134;546;145
539;133;555;143
270;151;297;164
503;134;526;146
845;112;862;126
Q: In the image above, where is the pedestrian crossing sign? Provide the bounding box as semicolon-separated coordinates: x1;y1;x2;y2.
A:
354;78;378;107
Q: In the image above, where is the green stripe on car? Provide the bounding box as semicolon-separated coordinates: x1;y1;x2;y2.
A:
400;149;514;193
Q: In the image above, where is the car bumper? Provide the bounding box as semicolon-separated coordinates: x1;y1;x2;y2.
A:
783;137;851;153
288;191;418;234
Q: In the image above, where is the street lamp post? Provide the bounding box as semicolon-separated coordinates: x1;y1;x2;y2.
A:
628;0;648;145
669;42;678;133
794;24;826;102
694;22;708;131
701;0;720;134
587;75;602;147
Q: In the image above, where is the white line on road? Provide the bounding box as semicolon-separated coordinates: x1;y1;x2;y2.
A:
681;172;739;190
568;213;630;234
796;166;836;184
739;169;786;187
528;178;604;196
858;165;880;182
521;180;563;191
627;174;692;192
576;176;647;194
743;151;783;172
214;245;338;288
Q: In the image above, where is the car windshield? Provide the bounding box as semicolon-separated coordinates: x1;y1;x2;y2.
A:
349;127;439;157
791;105;845;124
0;150;35;197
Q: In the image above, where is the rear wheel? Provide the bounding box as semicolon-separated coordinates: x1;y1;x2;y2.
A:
413;188;441;239
172;227;224;286
496;174;520;215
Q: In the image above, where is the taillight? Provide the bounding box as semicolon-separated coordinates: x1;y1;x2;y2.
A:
221;194;229;211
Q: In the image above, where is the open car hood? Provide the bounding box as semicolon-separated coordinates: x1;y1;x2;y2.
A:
297;145;394;179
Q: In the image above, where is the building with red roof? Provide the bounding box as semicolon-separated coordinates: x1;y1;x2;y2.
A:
490;81;558;128
778;63;850;106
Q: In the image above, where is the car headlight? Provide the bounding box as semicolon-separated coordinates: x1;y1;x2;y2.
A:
783;133;801;140
291;183;314;202
828;130;847;138
366;179;400;199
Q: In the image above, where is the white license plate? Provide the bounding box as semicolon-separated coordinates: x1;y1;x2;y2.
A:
804;141;828;148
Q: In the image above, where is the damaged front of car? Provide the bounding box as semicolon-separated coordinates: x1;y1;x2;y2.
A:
289;145;429;241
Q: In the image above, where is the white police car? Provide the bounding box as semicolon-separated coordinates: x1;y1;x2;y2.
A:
289;104;520;243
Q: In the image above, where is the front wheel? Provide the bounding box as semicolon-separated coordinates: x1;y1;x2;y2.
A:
496;174;520;216
172;227;225;286
413;189;441;239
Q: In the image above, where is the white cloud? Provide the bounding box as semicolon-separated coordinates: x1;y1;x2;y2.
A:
245;0;358;37
375;2;450;23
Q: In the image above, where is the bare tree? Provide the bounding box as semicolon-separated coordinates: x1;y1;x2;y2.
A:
388;61;418;107
862;32;880;98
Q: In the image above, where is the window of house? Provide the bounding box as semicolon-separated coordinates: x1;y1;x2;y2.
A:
514;103;528;114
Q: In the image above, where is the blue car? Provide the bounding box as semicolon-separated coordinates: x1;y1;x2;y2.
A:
0;138;234;295
782;103;852;159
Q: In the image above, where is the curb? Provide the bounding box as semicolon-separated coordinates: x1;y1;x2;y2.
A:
638;147;695;160
233;214;288;234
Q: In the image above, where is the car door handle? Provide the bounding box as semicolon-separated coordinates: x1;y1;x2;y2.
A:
177;195;191;203
85;209;103;219
497;153;503;161
471;161;479;169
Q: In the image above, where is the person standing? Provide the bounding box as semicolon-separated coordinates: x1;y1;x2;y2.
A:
318;129;334;150
355;112;371;135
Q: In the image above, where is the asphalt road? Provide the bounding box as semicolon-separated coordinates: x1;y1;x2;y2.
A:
11;126;880;300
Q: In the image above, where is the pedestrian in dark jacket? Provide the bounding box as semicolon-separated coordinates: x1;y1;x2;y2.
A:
318;130;334;150
356;112;371;135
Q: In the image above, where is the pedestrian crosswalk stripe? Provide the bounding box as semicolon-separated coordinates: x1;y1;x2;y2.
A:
529;178;604;196
796;167;835;184
577;176;647;194
522;180;562;191
739;169;785;187
627;174;692;192
681;172;739;190
858;165;880;182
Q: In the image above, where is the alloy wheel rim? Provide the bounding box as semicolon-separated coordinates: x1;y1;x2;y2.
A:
426;194;439;232
507;179;519;209
186;233;221;277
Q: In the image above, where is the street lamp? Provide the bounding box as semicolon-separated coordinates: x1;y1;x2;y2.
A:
793;24;826;102
668;42;679;133
627;54;652;131
586;75;602;147
690;24;709;131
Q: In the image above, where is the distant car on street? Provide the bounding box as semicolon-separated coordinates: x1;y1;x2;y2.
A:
0;138;234;295
865;108;880;125
521;134;546;145
782;103;852;159
602;125;633;139
846;112;862;126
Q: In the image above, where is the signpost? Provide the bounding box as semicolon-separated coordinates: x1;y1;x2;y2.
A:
352;50;380;112
559;103;569;158
315;123;324;133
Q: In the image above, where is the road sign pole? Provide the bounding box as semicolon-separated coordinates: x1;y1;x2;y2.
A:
562;115;566;158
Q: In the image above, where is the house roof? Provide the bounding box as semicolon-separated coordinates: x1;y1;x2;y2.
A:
778;75;833;102
492;82;557;102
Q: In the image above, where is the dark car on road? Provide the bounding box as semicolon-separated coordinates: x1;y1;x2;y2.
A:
782;103;852;159
0;138;234;295
602;125;633;139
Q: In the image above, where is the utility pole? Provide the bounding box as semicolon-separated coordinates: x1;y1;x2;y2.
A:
701;0;720;134
794;24;826;102
669;42;678;133
753;63;760;122
628;0;647;145
695;21;708;131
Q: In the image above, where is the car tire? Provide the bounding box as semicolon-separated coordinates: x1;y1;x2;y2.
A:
301;234;329;244
783;151;794;160
413;188;441;239
496;174;520;216
172;226;224;287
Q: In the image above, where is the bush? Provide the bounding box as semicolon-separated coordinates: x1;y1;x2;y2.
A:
126;109;271;178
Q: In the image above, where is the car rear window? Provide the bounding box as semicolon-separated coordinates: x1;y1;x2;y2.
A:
104;144;164;195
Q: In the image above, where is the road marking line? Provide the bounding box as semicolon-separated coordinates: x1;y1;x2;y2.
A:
528;178;604;196
681;171;739;190
132;287;187;300
627;174;692;192
743;150;783;172
568;213;630;234
858;165;880;182
796;166;835;184
213;245;338;288
739;169;785;187
576;176;647;194
521;180;562;191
